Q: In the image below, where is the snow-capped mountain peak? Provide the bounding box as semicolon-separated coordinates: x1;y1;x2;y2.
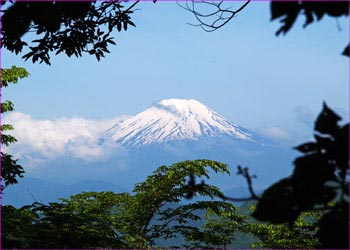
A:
102;99;254;147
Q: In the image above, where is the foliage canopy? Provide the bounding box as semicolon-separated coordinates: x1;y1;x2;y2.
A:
2;159;245;248
1;1;138;65
1;66;29;190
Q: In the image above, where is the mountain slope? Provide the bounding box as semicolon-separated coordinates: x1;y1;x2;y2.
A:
102;99;255;147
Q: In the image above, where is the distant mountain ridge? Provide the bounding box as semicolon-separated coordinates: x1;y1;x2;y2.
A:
101;99;256;147
2;177;130;208
2;176;264;210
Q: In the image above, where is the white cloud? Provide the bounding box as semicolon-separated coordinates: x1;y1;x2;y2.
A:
2;112;129;168
256;126;291;140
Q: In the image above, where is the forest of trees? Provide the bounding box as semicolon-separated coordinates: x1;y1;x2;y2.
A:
1;1;349;249
1;157;334;248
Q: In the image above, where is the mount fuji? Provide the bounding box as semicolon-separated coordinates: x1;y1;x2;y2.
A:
93;99;295;188
101;99;261;148
4;99;296;207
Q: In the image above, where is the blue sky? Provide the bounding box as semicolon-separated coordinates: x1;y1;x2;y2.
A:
2;1;349;149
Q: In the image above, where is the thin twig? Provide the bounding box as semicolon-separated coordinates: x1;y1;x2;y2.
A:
178;0;251;32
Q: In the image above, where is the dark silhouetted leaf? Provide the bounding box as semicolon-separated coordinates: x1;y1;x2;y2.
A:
292;153;336;208
315;102;341;136
333;124;350;173
252;178;298;224
342;44;349;57
313;134;332;150
319;202;349;249
270;1;299;20
294;142;318;153
128;20;136;27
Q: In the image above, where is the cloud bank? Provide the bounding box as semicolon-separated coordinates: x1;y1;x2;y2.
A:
2;112;129;168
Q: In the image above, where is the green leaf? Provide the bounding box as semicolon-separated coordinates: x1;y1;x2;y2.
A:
1;100;15;113
1;153;24;188
1;66;29;87
1;124;14;131
1;134;18;146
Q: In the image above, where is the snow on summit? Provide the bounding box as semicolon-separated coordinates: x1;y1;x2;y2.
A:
102;99;254;147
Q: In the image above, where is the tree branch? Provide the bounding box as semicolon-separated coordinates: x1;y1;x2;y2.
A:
178;0;251;32
186;165;260;202
222;166;259;202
